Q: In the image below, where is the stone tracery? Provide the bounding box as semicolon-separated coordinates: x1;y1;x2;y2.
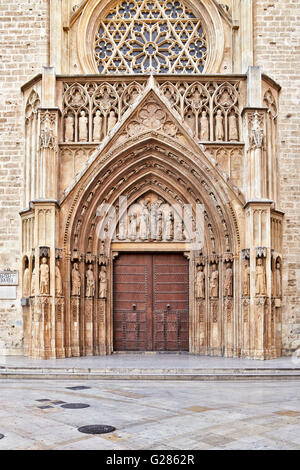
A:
94;0;208;75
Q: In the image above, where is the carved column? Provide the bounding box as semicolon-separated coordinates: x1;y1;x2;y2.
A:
194;256;207;354
208;255;221;356
84;254;96;356
97;257;109;355
70;252;82;357
241;249;251;358
223;253;234;357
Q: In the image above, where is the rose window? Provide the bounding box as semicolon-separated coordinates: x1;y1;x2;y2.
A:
94;0;208;74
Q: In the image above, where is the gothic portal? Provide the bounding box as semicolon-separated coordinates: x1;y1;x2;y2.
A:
20;0;283;359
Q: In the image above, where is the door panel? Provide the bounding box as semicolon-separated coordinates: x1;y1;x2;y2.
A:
113;253;189;351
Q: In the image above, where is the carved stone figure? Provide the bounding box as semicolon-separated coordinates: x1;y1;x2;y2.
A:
40;257;49;295
93;110;103;141
196;266;205;299
255;258;266;296
275;261;282;298
229;113;238;141
129;213;137;239
86;264;95;297
210;264;219;298
215;110;224;141
139;201;149;240
243;260;250;297
118;218;127;240
99;266;108;299
185;112;195;136
23;267;30;298
224;264;233;297
71;262;81;296
200;110;209;140
164;210;173;240
107;110;118;133
55;263;63;296
79;110;88;142
31;268;36;296
65;113;74;142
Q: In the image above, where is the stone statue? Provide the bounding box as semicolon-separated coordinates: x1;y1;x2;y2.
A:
23;267;30;298
107;110;118;133
210;264;219;298
164;210;173;240
118;218;127;240
174;219;183;240
31;268;36;296
185;112;196;136
275;261;282;297
200;110;209;141
79;110;88;142
242;260;250;297
129;213;137;240
139;202;149;240
39;257;49;295
65;113;74;142
196;266;205;299
71;262;81;296
255;258;266;296
55;262;63;296
229;113;238;141
93;110;103;141
215;110;224;141
86;264;95;297
224;264;233;297
99;266;107;299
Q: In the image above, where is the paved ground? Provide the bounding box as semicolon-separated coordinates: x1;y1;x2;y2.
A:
0;379;299;450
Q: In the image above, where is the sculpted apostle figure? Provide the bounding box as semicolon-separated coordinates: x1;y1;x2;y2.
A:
86;264;95;298
79;110;88;142
55;262;63;296
224;264;233;297
39;257;49;295
196;265;205;299
229;112;239;141
93;110;103;142
107;110;118;133
200;110;209;141
242;260;250;297
129;213;137;240
215;110;224;141
23;267;30;298
275;261;282;298
255;258;266;296
99;266;108;299
31;268;36;296
65;113;74;142
210;264;219;298
71;262;81;296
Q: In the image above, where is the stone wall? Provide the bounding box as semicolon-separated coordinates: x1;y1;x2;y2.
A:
254;0;300;354
0;0;49;353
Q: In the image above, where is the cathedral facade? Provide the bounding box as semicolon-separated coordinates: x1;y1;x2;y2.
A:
0;0;299;360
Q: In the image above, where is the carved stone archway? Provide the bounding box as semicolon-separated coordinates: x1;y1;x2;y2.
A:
58;124;243;358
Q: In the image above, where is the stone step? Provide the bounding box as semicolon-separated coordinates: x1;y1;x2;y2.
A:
1;366;300;381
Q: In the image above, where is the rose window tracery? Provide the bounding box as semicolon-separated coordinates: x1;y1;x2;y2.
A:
94;0;208;74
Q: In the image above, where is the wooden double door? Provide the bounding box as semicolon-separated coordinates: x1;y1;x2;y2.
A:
113;253;189;351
